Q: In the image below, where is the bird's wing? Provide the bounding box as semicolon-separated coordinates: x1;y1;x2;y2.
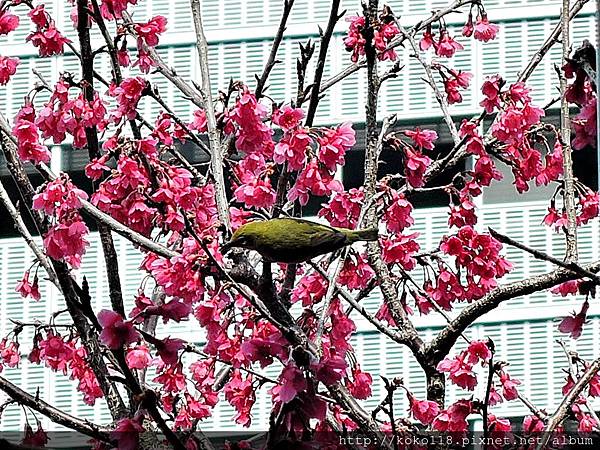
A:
306;225;347;249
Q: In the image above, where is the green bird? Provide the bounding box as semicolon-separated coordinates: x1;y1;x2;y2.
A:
221;217;379;263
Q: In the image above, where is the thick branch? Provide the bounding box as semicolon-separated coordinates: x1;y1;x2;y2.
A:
426;260;600;363
559;0;578;262
77;0;126;317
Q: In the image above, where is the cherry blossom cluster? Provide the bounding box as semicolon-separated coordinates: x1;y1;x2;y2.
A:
1;330;106;406
428;341;520;434
420;8;498;60
344;8;399;63
218;87;353;209
12;102;52;165
27;5;71;57
32;176;90;268
36;78;108;148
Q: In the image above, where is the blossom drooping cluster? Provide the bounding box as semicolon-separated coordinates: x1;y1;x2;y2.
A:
12;102;51;164
27;331;103;405
26;5;71;57
132;16;167;72
0;55;19;85
32;176;90;268
318;188;365;229
36;78;108;148
429;226;512;306
344;10;399;62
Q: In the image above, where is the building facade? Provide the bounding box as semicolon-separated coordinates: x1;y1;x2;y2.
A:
0;0;598;435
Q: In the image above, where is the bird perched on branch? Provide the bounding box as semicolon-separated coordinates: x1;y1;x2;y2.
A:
221;217;379;263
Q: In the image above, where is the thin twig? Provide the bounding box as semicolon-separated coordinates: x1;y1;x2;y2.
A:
401;24;460;145
255;0;296;99
0;376;110;442
536;358;600;450
305;0;342;125
489;228;600;284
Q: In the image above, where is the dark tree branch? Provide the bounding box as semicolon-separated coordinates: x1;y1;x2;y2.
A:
536;357;600;450
304;0;342;126
489;228;600;284
426;259;600;364
0;376;110;442
255;0;296;99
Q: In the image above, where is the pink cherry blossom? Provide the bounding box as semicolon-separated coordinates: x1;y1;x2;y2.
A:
0;339;20;368
126;344;153;369
318;189;362;229
98;310;140;349
0;56;18;85
499;370;522;400
437;353;478;390
15;271;41;301
404;147;432;188
420;27;436;51
0;10;19;35
474;14;499;42
551;280;581;297
436;31;464;58
155;337;186;366
403;128;438;150
346;366;373;400
272;364;307;403
111;413;145;450
318;122;356;171
410;396;440;425
273;128;311;170
344;15;366;62
480;75;503;113
100;0;138;20
273;105;304;131
558;300;589;339
134;16;167;47
383;190;414;233
233;175;276;209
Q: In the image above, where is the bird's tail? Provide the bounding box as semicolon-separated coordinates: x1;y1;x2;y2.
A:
346;227;379;243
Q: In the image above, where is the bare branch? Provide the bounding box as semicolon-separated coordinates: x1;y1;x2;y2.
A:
426;259;600;363
517;0;591;82
401;25;460;145
489;228;600;284
190;0;231;233
255;0;296;99
536;357;600;450
0;376;110;442
305;0;342;125
559;0;578;262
